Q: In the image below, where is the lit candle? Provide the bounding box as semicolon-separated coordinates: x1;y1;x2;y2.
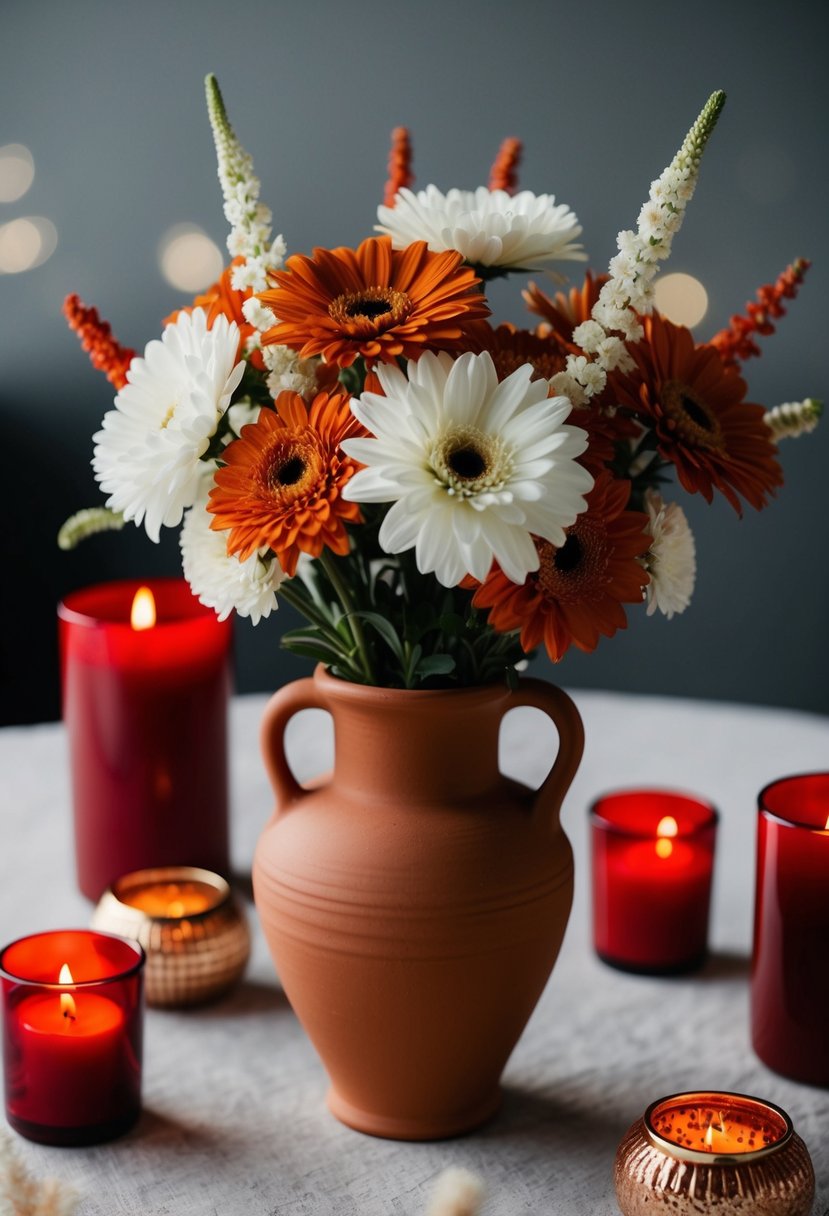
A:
58;578;233;900
615;1091;815;1216
752;772;829;1085
91;867;250;1008
590;789;718;973
0;930;144;1146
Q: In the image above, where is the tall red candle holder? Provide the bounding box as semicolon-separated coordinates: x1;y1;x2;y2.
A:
590;788;718;974
751;771;829;1086
1;930;145;1145
59;578;233;901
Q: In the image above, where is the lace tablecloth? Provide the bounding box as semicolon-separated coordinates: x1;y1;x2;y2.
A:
1;690;827;1214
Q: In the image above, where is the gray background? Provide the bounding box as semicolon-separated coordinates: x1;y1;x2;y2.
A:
1;0;826;723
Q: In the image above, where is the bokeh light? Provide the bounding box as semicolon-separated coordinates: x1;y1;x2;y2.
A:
159;224;224;292
0;144;35;203
653;272;708;328
0;216;58;274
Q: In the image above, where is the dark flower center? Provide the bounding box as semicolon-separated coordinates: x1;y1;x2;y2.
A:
329;286;410;334
553;533;582;572
662;380;723;450
275;456;306;486
448;446;487;480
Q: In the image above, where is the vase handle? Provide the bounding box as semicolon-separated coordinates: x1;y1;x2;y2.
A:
259;677;329;815
508;679;584;832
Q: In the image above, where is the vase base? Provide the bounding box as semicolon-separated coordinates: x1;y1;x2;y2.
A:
326;1085;502;1141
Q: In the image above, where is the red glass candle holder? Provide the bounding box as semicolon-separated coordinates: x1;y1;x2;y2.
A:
1;930;145;1145
59;578;233;900
751;772;829;1085
590;788;718;974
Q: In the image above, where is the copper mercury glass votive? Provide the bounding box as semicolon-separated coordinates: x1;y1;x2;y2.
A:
91;867;250;1008
614;1090;814;1216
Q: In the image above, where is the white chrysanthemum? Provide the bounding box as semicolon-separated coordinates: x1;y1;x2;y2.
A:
425;1167;485;1216
93;309;244;542
376;185;585;271
341;351;593;587
643;490;696;619
180;485;286;624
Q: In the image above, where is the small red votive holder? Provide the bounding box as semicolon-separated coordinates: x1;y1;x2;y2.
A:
1;930;145;1145
58;578;233;901
751;772;829;1086
590;788;718;974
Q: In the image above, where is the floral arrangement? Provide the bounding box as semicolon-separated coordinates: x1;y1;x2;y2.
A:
61;78;818;689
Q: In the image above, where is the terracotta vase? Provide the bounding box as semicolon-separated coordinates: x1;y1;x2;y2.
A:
253;665;583;1140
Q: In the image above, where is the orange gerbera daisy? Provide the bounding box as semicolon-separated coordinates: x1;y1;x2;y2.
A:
207;390;364;575
472;473;651;662
609;313;784;514
258;236;490;368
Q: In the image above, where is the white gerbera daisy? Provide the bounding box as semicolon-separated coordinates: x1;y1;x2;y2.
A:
341;351;593;587
643;490;696;619
93;308;244;542
180;483;287;624
376;185;586;272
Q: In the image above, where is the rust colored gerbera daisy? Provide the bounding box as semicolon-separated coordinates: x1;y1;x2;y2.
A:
609;312;783;514
208;390;364;575
471;321;637;472
523;271;609;356
472;473;651;662
257;236;490;368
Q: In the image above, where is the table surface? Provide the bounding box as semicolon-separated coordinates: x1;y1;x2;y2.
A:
1;689;827;1215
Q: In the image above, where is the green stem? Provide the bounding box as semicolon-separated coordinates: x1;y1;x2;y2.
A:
317;550;376;684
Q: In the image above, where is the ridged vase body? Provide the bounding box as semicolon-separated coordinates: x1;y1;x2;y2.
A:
252;666;583;1140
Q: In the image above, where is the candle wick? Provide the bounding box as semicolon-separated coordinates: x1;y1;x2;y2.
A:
62;1009;76;1022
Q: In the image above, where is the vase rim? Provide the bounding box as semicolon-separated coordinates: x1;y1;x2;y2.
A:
313;663;522;705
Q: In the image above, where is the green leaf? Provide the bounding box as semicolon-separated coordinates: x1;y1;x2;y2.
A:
415;654;456;678
353;611;406;664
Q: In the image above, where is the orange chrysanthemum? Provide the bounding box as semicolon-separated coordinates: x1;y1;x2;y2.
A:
609;313;784;515
208;390;364;575
258;236;490;369
63;294;135;389
472;473;651;662
165;258;264;371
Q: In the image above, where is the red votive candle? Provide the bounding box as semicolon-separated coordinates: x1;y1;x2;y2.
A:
59;578;233;901
751;772;829;1086
590;789;718;974
1;930;145;1145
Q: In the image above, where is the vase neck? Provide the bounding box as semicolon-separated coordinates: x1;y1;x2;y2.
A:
322;683;510;803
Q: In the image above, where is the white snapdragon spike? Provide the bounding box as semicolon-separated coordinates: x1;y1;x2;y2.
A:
341;350;593;588
765;397;823;440
643;490;696;619
376;185;586;272
180;483;287;624
561;91;726;403
93;309;244;542
205;74;286;291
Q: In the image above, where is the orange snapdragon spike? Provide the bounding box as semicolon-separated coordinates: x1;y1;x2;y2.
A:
710;258;811;368
382;127;414;208
488;137;522;195
62;295;136;390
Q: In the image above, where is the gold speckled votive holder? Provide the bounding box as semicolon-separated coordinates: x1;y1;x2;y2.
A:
91;867;250;1008
614;1091;814;1216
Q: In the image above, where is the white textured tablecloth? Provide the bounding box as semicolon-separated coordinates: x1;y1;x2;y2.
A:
1;690;827;1215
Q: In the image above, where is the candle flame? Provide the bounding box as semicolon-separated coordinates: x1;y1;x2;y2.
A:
825;814;829;831
166;900;186;918
655;815;678;859
130;585;156;630
58;963;76;1020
